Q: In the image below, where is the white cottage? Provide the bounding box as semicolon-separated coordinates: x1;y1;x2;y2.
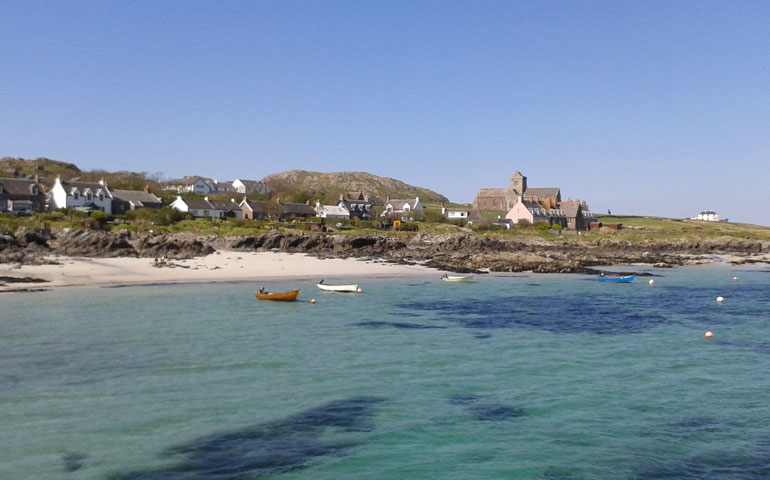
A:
50;178;113;214
382;197;423;218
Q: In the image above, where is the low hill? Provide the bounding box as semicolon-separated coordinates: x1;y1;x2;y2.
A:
0;157;81;179
262;170;448;204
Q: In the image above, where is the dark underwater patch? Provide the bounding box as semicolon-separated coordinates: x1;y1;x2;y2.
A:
62;452;86;472
351;321;446;330
447;394;524;421
108;397;385;480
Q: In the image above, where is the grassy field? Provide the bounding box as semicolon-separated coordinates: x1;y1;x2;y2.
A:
2;212;768;242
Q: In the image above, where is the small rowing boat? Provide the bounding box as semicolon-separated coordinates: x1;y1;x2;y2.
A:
255;289;300;301
316;283;358;293
598;275;634;283
441;274;473;283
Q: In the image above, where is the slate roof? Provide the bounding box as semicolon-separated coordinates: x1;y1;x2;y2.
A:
208;200;240;211
181;198;214;210
241;200;269;214
524;187;560;198
111;189;162;206
63;180;109;193
559;202;581;218
320;205;350;217
281;202;317;216
0;178;45;195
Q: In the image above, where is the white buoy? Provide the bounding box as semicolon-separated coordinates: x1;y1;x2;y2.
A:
648;279;654;285
716;296;724;303
733;276;738;282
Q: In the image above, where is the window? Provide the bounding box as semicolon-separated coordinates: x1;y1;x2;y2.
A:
32;187;38;195
73;191;79;200
86;193;92;201
0;185;3;194
203;210;208;217
99;193;104;201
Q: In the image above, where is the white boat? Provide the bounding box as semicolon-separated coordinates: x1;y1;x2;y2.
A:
441;274;473;283
316;283;358;292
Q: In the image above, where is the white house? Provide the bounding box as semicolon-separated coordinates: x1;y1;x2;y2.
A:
382;197;423;218
694;210;719;222
170;196;220;218
50;177;113;214
232;178;268;195
441;203;470;220
185;177;213;195
315;201;350;219
505;195;566;227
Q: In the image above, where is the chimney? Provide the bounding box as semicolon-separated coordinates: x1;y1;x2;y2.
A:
305;199;310;205
99;178;104;186
34;174;39;183
144;184;149;193
231;198;236;204
339;193;344;201
204;196;209;201
441;202;446;215
316;199;321;208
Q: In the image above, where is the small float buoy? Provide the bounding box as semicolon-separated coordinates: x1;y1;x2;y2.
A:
733;276;738;281
310;299;316;304
716;296;724;303
648;279;654;285
357;288;363;293
705;331;713;338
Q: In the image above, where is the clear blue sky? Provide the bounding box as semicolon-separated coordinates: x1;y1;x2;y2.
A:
2;1;769;224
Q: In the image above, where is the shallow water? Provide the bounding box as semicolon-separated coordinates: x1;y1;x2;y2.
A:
1;266;769;479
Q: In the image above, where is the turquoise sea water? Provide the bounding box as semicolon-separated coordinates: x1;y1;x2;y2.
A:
2;266;770;479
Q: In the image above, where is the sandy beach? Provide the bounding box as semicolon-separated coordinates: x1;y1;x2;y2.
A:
0;251;436;292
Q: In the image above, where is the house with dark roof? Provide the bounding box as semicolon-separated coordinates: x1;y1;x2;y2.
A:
240;198;269;220
111;188;163;215
208;198;243;219
0;177;47;214
50;177;113;214
280;200;317;219
336;192;375;219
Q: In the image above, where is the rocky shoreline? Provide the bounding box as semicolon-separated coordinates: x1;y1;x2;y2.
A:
2;227;769;276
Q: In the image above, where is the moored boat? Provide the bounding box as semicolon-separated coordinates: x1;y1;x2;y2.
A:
441;274;473;283
255;289;300;301
316;283;358;292
597;275;634;283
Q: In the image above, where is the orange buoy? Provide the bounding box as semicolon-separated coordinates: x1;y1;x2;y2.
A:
705;331;713;338
733;276;738;281
311;299;316;304
357;288;363;293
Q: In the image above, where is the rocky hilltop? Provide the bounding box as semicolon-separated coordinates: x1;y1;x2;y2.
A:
2;228;768;273
262;170;448;204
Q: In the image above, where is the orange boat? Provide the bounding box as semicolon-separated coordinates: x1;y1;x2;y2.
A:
255;289;300;301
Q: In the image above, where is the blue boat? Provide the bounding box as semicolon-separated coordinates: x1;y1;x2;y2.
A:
598;274;635;283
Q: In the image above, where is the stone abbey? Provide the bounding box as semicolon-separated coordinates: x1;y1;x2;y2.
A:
473;171;561;211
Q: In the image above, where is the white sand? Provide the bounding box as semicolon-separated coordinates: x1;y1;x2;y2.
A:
0;252;436;291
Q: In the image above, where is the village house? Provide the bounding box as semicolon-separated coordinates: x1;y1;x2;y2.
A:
240;198;268;220
0;177;47;215
336;192;376;219
184;177;213;195
693;210;719;221
279;200;317;220
559;200;596;230
441;203;470;220
50;177;114;214
382;196;424;219
170;196;239;218
474;171;560;211
110;187;163;215
232;178;268;195
315;201;350;219
505;195;567;227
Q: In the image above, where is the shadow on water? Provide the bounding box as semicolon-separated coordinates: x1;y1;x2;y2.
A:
108;397;385;480
398;282;770;335
631;440;770;479
351;321;446;330
447;394;524;421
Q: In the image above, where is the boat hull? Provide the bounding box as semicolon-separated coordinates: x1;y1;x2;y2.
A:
598;275;635;283
316;284;358;292
441;275;473;283
255;289;300;301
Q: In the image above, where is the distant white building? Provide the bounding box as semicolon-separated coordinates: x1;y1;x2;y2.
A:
232;178;268;195
315;201;350;219
382;196;423;219
441;203;470;220
694;210;719;222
